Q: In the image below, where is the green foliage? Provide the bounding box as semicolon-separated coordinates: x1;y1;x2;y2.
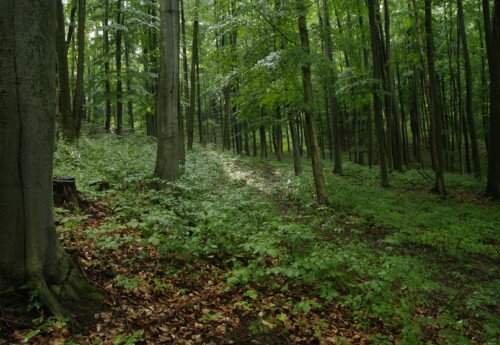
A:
113;330;144;345
54;133;500;343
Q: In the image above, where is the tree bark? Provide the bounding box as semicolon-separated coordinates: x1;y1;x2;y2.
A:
104;0;112;132
154;0;180;181
425;0;446;195
457;0;481;177
297;0;328;205
187;0;200;150
321;0;343;174
115;0;124;135
0;0;100;318
71;0;86;140
367;0;389;187
179;0;188;163
56;0;75;142
484;1;500;199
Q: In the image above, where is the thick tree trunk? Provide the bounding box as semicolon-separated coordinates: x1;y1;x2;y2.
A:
154;0;180;181
0;0;100;318
297;0;328;205
71;0;86;140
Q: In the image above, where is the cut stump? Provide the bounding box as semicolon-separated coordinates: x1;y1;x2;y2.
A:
53;177;86;209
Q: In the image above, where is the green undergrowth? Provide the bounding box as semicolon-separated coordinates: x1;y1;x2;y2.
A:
54;131;499;344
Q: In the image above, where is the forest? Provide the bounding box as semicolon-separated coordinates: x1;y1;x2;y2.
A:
0;0;499;344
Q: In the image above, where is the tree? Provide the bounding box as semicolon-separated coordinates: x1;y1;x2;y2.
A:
425;0;446;195
154;0;180;181
321;0;343;175
367;0;389;187
484;0;500;199
297;0;328;205
56;0;75;142
72;0;87;140
457;0;481;177
104;0;113;132
116;0;124;135
187;0;200;150
0;0;99;317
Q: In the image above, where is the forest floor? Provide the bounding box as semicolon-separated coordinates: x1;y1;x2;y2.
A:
1;129;499;344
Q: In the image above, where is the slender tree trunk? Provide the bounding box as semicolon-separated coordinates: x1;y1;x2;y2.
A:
484;1;500;198
125;31;134;131
56;0;75;142
155;0;180;181
321;0;343;174
290;114;303;175
187;0;200;149
115;0;124;135
104;0;112;132
71;0;86;140
259;124;267;158
297;0;328;205
383;0;404;172
367;0;389;187
179;0;188;163
425;0;446;195
457;0;481;177
274;107;284;161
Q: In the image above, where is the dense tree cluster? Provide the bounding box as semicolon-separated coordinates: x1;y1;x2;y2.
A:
50;0;499;200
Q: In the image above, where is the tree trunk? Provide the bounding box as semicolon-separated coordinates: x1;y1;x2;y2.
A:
125;31;134;131
0;0;100;318
321;0;343;174
179;0;188;163
290;115;303;175
485;1;500;198
367;0;389;187
259;124;268;158
425;0;446;195
115;0;124;135
154;0;180;181
187;0;200;150
457;0;481;177
56;0;75;142
274;107;284;161
71;0;86;140
383;0;404;172
297;0;328;205
104;0;112;132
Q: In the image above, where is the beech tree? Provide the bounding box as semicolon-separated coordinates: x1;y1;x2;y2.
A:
297;0;328;205
0;0;98;317
154;0;180;181
484;0;500;199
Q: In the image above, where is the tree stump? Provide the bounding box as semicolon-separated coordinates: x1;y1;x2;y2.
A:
53;177;86;209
